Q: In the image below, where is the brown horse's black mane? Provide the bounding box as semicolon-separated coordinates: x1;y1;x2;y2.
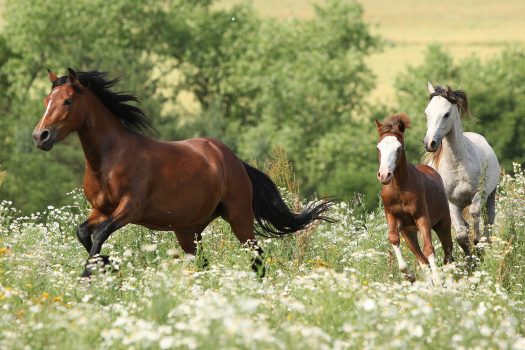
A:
53;70;153;134
429;85;470;118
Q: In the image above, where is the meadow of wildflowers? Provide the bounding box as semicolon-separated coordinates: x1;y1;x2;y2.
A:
1;165;525;349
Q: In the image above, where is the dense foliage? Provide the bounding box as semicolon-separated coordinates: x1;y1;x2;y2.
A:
0;0;381;212
0;2;524;213
395;44;525;170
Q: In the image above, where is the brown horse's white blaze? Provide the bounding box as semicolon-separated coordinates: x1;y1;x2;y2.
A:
32;68;334;278
375;114;453;286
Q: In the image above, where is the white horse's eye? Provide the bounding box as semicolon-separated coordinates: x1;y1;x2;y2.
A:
444;112;450;118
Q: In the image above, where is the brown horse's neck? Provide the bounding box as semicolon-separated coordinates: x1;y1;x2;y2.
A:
390;150;410;190
77;93;136;172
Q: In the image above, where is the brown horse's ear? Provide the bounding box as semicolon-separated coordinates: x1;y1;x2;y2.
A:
67;67;82;88
47;68;58;83
374;119;383;132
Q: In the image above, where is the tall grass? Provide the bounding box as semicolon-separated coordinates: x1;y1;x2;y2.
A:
0;164;524;349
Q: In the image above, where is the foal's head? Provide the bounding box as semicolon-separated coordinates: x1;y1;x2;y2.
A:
375;114;410;185
33;68;89;151
424;82;469;152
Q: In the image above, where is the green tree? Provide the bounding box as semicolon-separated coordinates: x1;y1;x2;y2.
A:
0;0;382;212
395;44;525;170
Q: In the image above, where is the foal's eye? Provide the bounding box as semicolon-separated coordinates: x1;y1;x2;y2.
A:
64;99;73;106
444;112;450;118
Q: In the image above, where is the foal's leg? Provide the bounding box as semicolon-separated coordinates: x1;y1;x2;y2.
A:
433;216;454;264
385;213;413;282
449;203;471;255
482;188;496;243
415;214;440;286
400;231;430;284
82;197;139;277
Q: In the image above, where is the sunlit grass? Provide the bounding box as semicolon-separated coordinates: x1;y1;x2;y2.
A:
1;165;524;349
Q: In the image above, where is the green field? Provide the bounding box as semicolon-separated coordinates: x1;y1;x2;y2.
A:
221;0;525;102
1;167;525;349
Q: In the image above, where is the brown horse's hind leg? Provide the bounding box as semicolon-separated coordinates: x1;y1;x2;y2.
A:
221;201;265;277
433;216;454;264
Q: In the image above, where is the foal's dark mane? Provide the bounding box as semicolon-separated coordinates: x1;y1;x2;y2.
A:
378;113;411;137
429;85;470;118
53;71;153;134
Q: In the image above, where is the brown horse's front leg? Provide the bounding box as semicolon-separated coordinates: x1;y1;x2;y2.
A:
82;196;140;277
76;210;107;253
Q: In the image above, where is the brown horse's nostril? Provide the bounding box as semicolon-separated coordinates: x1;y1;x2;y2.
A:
40;130;50;142
377;172;381;178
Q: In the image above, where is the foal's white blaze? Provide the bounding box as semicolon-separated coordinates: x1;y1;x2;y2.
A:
37;88;60;130
392;244;407;271
377;136;402;182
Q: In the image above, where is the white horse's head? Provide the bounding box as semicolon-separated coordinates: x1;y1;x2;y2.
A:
423;82;467;152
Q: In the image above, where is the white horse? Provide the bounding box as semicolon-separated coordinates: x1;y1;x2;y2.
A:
423;83;500;255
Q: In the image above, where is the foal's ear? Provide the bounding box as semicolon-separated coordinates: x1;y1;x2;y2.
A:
397;121;406;133
427;81;435;94
374;119;383;130
47;68;58;83
67;67;82;89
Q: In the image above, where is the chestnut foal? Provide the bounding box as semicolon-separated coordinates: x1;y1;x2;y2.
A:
375;114;453;285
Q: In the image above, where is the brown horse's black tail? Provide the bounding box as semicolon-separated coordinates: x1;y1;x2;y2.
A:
242;162;335;237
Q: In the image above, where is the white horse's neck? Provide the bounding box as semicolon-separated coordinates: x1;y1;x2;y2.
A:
441;113;467;164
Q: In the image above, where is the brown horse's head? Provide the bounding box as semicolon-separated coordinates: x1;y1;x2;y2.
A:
33;68;87;151
374;113;410;185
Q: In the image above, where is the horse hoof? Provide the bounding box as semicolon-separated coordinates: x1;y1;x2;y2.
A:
251;257;266;278
100;255;111;266
196;256;210;270
81;269;92;278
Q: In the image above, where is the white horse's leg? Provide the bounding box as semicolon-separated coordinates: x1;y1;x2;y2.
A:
470;192;483;246
483;188;496;243
449;203;470;255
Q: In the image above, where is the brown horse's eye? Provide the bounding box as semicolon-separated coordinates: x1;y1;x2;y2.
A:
64;99;73;106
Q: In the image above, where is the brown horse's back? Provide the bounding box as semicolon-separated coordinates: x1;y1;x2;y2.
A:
134;137;251;231
416;164;449;225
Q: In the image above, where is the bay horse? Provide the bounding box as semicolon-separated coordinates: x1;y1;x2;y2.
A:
424;83;500;254
375;114;453;285
32;68;333;277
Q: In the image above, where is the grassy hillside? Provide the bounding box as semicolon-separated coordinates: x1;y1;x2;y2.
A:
0;166;525;348
221;0;525;103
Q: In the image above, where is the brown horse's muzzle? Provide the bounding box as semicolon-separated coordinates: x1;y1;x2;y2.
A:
33;128;56;151
377;170;393;185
